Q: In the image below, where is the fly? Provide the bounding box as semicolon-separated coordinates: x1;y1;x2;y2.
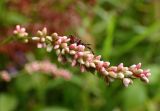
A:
68;35;94;54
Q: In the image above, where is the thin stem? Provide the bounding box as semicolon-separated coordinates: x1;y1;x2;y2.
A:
0;36;14;46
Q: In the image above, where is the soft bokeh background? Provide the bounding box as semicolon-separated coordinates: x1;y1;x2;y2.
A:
0;0;160;111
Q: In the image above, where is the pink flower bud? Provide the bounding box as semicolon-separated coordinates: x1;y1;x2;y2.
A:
58;55;63;62
37;43;43;48
136;63;141;69
70;50;76;55
108;66;117;72
95;55;101;60
61;43;68;48
57;39;62;44
123;78;133;87
117;72;124;79
80;65;86;72
77;45;85;51
101;67;109;76
1;71;11;82
78;58;85;64
108;71;117;78
54;45;60;49
90;62;96;68
135;69;143;74
69;44;77;50
85;61;90;67
71;59;77;67
103;62;110;68
64;47;70;53
77;52;84;57
117;63;124;71
124;71;133;76
141;76;149;83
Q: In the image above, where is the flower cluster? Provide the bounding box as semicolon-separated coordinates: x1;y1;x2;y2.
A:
25;60;72;80
13;25;28;37
13;25;29;43
32;27;53;52
13;25;151;87
0;71;11;82
0;60;72;82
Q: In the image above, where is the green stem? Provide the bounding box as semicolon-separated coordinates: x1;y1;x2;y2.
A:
0;36;14;46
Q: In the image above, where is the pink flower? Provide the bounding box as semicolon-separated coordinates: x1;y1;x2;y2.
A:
0;71;11;82
13;25;29;43
14;25;28;37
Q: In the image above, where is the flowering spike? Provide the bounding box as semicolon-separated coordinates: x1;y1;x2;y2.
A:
12;25;151;87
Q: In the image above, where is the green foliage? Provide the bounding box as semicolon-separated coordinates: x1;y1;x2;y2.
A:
102;12;116;58
40;107;71;111
115;21;160;56
0;0;28;27
0;94;18;111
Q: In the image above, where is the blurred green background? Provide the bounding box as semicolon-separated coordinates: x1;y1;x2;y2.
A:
0;0;160;111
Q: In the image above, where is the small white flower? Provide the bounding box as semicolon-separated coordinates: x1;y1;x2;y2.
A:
78;58;85;64
85;61;90;67
90;62;96;68
61;49;65;54
117;72;124;79
64;47;69;53
46;45;53;52
37;43;43;48
124;71;133;76
46;36;53;41
101;68;109;76
41;37;46;42
70;50;76;55
32;37;40;40
61;43;68;48
56;49;61;55
130;64;136;69
109;71;117;78
24;39;29;43
135;69;143;74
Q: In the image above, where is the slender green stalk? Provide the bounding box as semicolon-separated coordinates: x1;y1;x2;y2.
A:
0;36;14;46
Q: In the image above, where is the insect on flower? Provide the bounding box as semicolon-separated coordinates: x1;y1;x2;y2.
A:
68;35;94;54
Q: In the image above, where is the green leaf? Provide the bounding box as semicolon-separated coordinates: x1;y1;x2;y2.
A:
115;21;160;56
0;94;18;111
15;73;34;93
92;21;106;34
94;6;108;20
102;13;117;58
5;11;28;25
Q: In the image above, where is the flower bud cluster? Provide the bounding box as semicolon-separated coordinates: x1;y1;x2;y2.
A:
13;25;29;43
25;60;72;80
0;71;11;82
0;60;72;82
13;25;151;87
31;27;53;52
52;33;151;87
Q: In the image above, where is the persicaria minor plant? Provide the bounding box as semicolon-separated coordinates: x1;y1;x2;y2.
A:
2;25;151;87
